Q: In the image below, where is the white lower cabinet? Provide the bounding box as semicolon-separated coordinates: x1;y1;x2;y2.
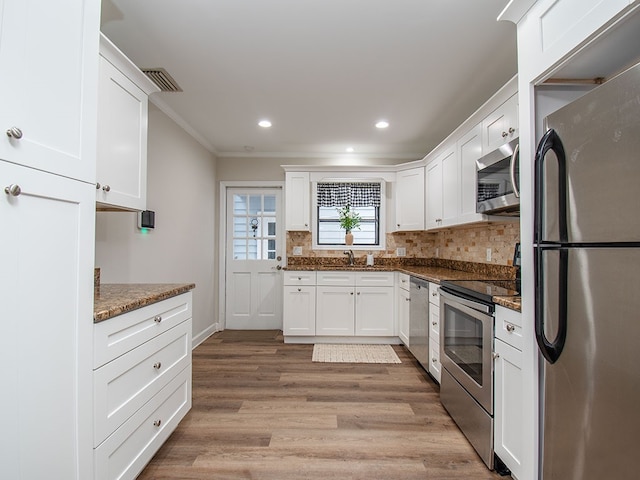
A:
93;293;193;480
283;271;317;336
494;306;523;479
316;286;356;335
397;273;410;345
427;283;441;383
355;286;395;336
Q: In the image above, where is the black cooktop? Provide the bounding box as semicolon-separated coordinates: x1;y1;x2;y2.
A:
440;279;520;304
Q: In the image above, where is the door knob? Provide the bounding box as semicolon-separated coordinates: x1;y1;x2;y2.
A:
276;265;282;270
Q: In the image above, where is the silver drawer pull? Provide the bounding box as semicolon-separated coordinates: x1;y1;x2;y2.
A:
4;184;21;196
6;126;23;139
153;362;162;370
153;419;162;427
154;315;162;323
506;323;516;333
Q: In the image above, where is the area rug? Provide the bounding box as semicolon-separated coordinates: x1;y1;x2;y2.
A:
312;344;401;364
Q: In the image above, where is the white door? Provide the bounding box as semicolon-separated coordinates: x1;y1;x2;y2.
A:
225;188;283;329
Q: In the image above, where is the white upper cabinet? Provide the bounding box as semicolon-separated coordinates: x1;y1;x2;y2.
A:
508;0;632;82
395;166;425;231
425;146;451;229
481;94;518;154
285;171;310;231
457;124;484;222
96;34;159;211
0;0;99;182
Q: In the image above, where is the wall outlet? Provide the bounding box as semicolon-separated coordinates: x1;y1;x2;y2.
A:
396;247;406;257
486;248;492;262
292;246;303;256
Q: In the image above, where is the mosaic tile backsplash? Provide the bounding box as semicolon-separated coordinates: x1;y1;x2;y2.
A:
287;221;520;266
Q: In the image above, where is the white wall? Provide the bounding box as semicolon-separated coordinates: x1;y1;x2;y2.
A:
95;104;218;346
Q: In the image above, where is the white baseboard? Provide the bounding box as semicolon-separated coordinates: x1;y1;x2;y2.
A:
192;322;220;349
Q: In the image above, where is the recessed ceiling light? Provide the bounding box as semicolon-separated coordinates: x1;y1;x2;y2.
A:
258;120;272;128
375;120;389;129
346;147;355;153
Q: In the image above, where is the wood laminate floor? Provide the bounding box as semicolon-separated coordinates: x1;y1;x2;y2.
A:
138;330;510;480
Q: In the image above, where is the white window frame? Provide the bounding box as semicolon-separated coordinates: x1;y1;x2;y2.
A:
311;180;387;251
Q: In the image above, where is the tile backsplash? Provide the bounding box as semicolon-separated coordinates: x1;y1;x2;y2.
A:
287;221;520;266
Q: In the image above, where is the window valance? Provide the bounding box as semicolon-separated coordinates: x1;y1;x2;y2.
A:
316;182;381;208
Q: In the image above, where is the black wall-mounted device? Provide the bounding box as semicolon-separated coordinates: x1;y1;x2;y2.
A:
138;210;155;229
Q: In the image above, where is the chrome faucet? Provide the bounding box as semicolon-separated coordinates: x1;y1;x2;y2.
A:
344;250;355;266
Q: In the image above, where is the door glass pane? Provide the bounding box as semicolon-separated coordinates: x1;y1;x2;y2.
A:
249;195;262;215
233;239;246;259
247;238;259;259
233;195;248;215
264;195;276;213
234;217;248;236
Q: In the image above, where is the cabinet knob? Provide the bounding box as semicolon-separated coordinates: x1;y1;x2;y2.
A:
6;126;23;139
4;184;21;196
492;352;500;360
297;288;301;292
350;292;354;295
431;291;437;296
102;184;111;192
153;362;162;370
357;291;360;295
304;223;308;227
405;297;410;302
95;182;101;190
506;323;516;332
397;223;401;227
154;315;162;323
508;127;515;134
502;131;508;138
432;321;437;326
153;419;162;427
432;358;437;363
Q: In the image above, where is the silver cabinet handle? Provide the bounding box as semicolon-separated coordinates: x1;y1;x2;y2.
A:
6;126;23;139
153;419;162;427
506;323;516;332
102;184;111;192
4;184;21;196
154;315;162;323
153;362;162;370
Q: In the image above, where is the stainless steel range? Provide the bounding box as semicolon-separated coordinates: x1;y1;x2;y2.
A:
438;279;518;471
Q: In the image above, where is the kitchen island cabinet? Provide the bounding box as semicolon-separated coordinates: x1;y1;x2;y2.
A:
96;34;159;211
93;286;194;480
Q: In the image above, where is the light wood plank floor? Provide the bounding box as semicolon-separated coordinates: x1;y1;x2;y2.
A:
138;330;510;480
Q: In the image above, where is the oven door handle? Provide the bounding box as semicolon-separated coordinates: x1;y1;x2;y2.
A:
439;289;493;315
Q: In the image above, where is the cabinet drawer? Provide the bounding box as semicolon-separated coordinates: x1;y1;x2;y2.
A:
316;271;356;286
94;319;192;446
94;365;191;480
94;292;192;368
495;306;523;351
397;272;410;291
429;305;440;340
283;270;316;285
428;282;440;306
355;271;394;287
429;337;441;384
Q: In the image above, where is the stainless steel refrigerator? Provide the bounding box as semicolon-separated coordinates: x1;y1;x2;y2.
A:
534;61;640;479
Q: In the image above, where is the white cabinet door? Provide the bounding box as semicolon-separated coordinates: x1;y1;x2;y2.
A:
397;286;410;346
395;167;425;231
0;0;99;182
441;147;459;224
355;286;395;336
0;160;95;480
428;337;441;383
425;157;443;229
285;171;310;231
482;94;518;153
316;286;355;335
96;54;150;211
457;124;483;221
283;286;316;335
494;338;524;479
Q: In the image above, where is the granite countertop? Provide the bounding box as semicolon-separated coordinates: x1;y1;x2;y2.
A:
94;283;195;323
284;261;521;312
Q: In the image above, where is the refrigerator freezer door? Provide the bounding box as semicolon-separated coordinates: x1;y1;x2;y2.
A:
540;61;640;244
539;247;640;480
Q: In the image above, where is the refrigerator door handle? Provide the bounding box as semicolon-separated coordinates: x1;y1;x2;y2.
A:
535;247;568;364
534;128;568;244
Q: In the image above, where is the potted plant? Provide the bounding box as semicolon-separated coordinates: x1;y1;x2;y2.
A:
337;205;361;245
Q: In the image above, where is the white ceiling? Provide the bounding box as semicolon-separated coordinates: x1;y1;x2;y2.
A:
101;0;517;160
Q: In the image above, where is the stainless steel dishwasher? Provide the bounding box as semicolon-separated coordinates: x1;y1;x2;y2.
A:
408;277;429;368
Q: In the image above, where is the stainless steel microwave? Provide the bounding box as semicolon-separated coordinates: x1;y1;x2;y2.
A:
476;137;520;216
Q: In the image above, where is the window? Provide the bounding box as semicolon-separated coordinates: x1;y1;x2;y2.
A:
232;193;277;259
315;182;382;247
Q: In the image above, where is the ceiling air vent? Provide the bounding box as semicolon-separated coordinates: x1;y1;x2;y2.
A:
141;67;182;92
